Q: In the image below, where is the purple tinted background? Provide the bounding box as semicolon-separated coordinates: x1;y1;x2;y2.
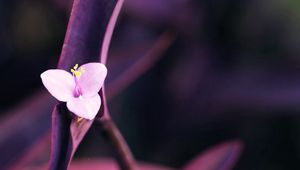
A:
1;0;300;169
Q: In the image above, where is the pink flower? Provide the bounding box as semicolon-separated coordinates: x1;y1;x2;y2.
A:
41;63;107;120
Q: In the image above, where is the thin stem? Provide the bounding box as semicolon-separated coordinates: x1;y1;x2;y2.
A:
97;117;138;170
100;0;124;64
106;31;176;100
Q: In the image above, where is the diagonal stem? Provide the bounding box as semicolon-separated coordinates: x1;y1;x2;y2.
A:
97;117;138;170
106;31;176;99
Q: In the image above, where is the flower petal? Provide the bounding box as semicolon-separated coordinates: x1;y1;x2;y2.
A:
40;69;75;102
66;94;101;120
78;63;107;97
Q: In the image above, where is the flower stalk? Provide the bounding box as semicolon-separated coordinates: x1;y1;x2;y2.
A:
97;117;138;170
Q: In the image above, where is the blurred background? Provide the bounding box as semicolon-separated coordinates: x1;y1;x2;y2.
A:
1;0;300;169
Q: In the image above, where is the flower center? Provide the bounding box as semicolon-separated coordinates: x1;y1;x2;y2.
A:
74;84;81;97
71;64;85;97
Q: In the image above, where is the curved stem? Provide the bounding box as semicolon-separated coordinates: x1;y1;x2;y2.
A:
97;117;138;170
106;31;176;99
100;0;124;64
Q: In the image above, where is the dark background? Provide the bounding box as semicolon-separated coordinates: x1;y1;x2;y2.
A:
1;0;300;169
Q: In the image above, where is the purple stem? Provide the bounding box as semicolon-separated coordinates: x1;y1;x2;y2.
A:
100;0;124;64
97;117;138;170
95;0;138;168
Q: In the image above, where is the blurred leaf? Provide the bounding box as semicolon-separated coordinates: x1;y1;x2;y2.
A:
183;140;243;170
10;134;50;170
0;91;55;170
69;159;175;170
30;158;176;170
123;0;197;32
106;31;175;99
213;70;300;113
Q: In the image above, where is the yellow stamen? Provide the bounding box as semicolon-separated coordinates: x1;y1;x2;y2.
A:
70;64;84;78
74;71;81;77
73;64;79;70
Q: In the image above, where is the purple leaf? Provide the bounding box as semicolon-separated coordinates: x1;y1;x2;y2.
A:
48;0;124;169
49;104;94;169
183;140;243;170
48;104;72;170
57;0;119;70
